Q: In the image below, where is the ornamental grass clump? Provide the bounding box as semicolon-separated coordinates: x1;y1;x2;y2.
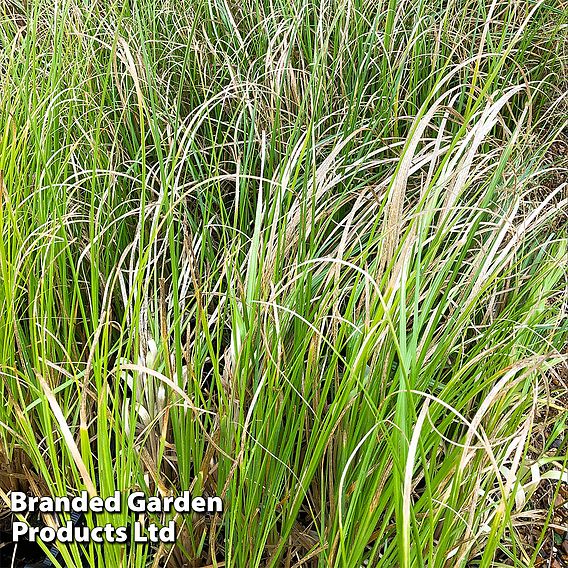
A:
0;0;567;566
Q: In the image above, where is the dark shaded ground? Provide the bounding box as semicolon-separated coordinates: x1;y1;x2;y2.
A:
0;529;46;568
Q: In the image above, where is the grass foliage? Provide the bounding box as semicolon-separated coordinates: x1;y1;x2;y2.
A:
0;0;567;566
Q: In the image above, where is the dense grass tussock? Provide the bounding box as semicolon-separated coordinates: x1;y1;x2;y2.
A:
0;0;567;566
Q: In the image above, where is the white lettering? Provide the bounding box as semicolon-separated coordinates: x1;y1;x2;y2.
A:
104;492;121;513
128;492;146;512
12;521;29;540
133;522;148;542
